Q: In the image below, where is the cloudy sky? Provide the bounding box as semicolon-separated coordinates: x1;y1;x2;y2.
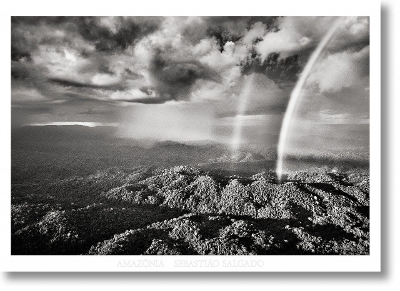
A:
11;16;369;154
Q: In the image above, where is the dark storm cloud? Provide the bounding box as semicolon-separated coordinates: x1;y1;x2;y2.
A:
98;64;115;75
11;45;32;62
241;52;302;84
207;29;242;52
204;16;278;29
76;17;163;53
11;60;50;82
11;63;31;80
59;92;107;103
11;16;70;26
182;16;278;46
11;16;166;110
124;68;142;79
148;50;222;100
47;77;126;91
78;108;114;115
11;17;74;58
117;97;170;104
205;16;279;49
12;16;163;54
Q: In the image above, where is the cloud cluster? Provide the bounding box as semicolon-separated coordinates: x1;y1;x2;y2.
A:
11;16;285;108
12;16;370;142
306;46;369;92
148;49;222;100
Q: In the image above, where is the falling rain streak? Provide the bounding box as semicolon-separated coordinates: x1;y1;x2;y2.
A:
275;17;344;182
231;74;255;154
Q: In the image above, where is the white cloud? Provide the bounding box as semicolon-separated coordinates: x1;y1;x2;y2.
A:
33;47;94;83
347;17;369;35
98;17;119;33
91;73;121;86
255;16;369;61
242;22;267;46
192;38;218;56
64;49;77;62
306;46;369;93
110;88;156;101
255;17;328;61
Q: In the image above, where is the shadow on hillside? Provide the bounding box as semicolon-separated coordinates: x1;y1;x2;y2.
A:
12;203;187;255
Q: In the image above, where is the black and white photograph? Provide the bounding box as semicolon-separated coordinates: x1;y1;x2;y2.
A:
6;0;400;289
10;15;374;258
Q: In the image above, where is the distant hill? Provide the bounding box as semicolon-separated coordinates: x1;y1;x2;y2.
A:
211;151;266;163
